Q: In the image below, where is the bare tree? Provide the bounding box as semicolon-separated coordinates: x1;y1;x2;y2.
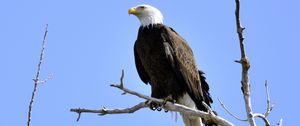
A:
70;1;282;126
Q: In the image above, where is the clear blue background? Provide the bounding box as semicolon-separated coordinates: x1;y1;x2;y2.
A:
1;0;299;126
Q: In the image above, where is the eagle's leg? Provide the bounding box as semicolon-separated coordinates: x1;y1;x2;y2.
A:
162;95;176;105
162;95;176;112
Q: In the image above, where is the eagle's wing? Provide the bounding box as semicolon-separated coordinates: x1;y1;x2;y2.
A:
161;26;212;109
134;43;150;84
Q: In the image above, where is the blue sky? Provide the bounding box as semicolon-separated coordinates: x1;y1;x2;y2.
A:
0;0;299;126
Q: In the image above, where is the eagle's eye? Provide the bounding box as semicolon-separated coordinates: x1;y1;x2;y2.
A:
139;6;146;9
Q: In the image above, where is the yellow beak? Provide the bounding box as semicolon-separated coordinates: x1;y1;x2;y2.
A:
128;7;137;15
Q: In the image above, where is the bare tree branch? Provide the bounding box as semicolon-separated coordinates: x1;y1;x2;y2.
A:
217;98;247;121
234;1;280;126
71;102;148;121
110;84;234;125
27;24;49;126
234;0;256;125
264;80;274;117
70;71;234;126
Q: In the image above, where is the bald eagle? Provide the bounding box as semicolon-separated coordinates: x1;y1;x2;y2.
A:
129;5;214;126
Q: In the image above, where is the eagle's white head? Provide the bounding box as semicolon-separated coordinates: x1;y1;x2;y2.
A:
128;5;164;27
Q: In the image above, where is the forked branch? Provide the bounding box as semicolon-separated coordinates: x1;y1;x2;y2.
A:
234;0;280;125
70;71;234;126
71;102;148;121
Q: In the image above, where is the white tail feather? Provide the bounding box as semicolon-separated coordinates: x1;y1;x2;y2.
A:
177;93;202;126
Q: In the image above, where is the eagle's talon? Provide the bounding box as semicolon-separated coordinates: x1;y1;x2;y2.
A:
149;101;158;111
157;107;162;111
148;101;165;111
150;106;156;111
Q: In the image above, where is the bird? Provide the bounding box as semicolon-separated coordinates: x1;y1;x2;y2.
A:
128;4;214;126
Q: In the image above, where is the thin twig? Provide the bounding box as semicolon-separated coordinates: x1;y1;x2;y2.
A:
217;98;247;121
264;80;274;117
27;24;49;126
234;0;256;125
277;118;283;126
38;73;53;84
120;69;126;95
